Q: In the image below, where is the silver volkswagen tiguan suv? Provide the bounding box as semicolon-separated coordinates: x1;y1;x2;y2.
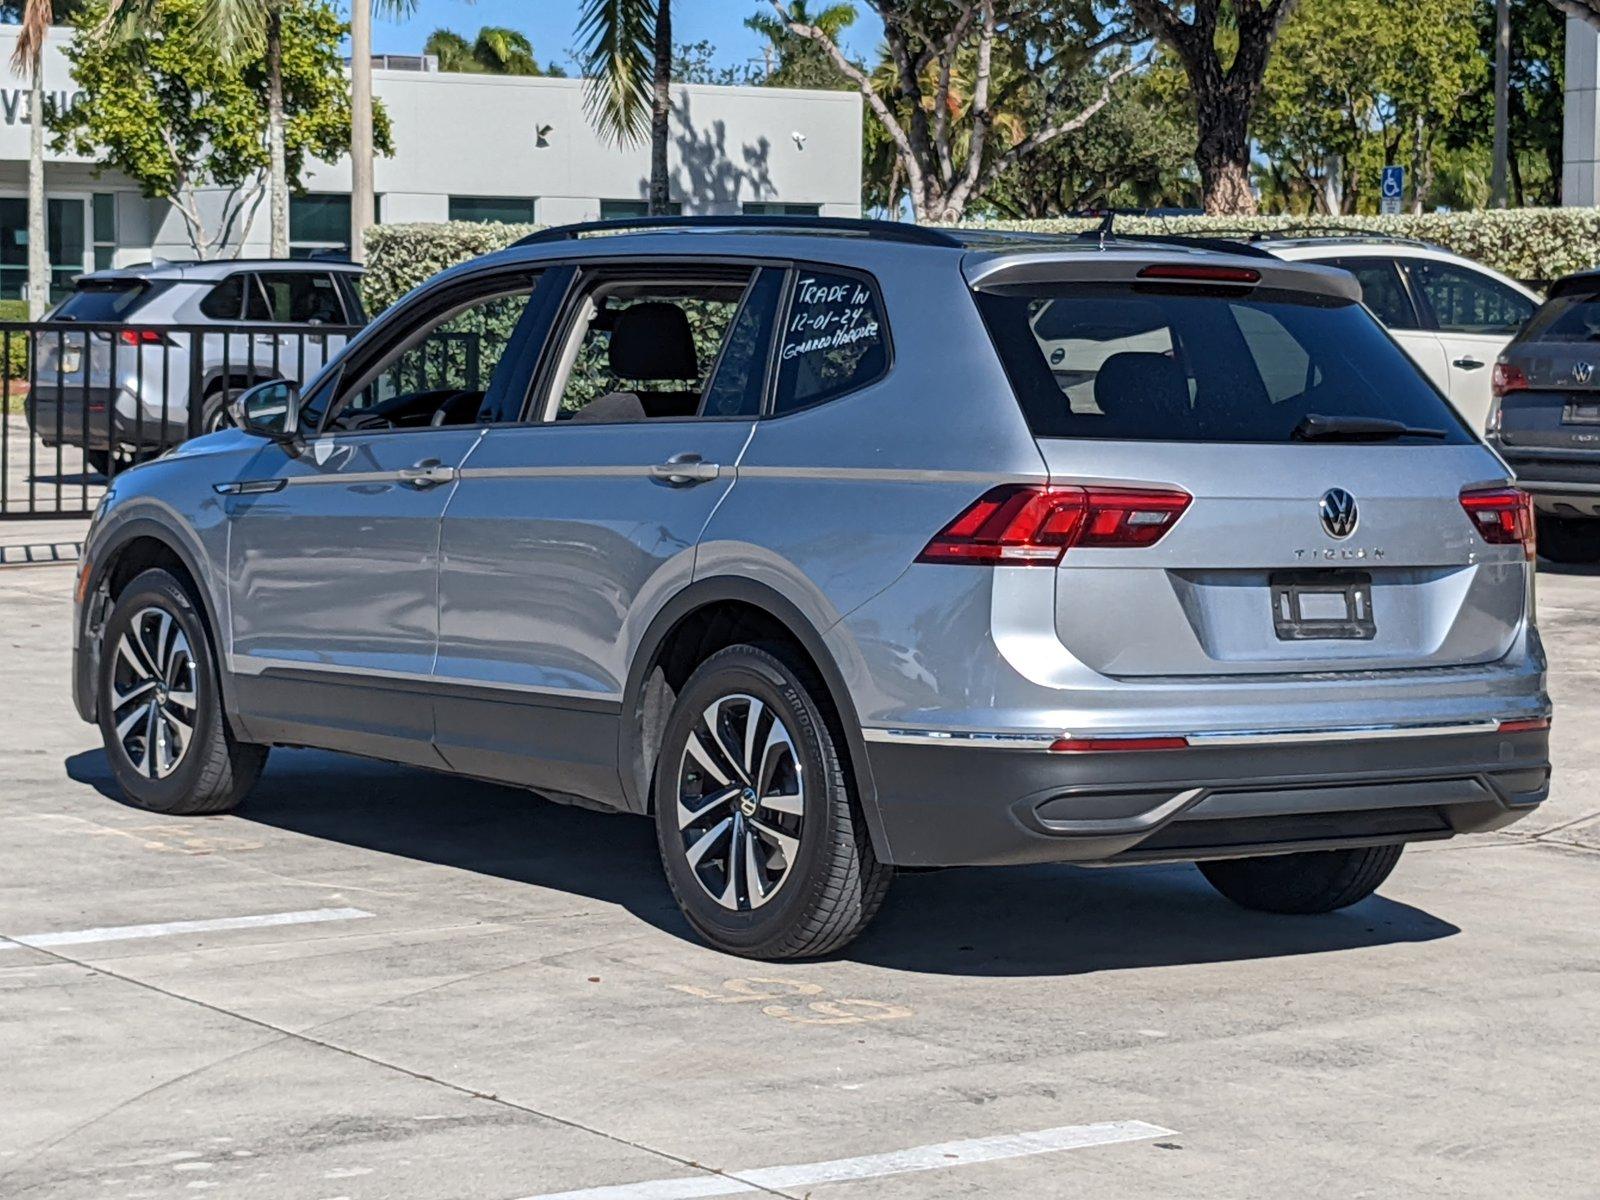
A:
71;217;1552;959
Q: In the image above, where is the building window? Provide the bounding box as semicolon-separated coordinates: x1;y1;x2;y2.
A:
289;194;381;258
449;196;537;224
741;202;821;216
600;199;681;219
92;193;116;270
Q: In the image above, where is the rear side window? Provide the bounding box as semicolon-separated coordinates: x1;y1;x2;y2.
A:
773;270;887;414
253;271;348;324
976;282;1471;445
199;275;246;319
1518;290;1600;342
51;281;158;322
1405;259;1533;335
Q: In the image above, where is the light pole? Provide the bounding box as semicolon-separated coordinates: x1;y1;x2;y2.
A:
1491;0;1510;208
350;1;375;262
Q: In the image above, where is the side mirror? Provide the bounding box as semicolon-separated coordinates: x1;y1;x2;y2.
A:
230;379;301;442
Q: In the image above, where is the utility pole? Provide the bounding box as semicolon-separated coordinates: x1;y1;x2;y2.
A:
350;1;375;262
1491;0;1510;208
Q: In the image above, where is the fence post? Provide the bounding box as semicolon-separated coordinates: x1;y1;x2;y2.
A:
186;328;204;443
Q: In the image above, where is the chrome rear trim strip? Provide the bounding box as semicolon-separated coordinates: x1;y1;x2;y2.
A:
862;720;1518;751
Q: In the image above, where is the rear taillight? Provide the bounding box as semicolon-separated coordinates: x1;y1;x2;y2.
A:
1491;361;1528;398
917;484;1191;566
1460;486;1535;558
118;329;170;346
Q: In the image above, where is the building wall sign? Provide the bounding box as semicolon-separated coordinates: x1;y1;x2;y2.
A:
0;89;84;126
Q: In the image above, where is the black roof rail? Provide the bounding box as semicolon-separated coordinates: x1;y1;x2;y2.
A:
510;214;968;249
1245;227;1436;249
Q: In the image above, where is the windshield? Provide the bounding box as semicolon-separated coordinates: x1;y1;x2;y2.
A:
50;281;161;323
975;282;1472;444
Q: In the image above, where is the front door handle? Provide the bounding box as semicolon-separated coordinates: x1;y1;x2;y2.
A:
649;453;721;486
1453;356;1486;370
396;459;457;489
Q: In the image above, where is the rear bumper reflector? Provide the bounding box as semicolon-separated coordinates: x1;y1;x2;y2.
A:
1497;717;1551;734
1050;736;1190;753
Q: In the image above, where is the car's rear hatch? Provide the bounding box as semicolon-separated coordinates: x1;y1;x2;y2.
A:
1495;283;1600;455
966;248;1528;678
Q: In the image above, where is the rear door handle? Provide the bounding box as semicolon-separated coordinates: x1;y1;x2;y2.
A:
1453;357;1486;370
396;459;457;488
649;453;721;485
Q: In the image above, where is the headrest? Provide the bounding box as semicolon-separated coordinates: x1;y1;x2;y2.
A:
609;302;699;381
568;391;648;424
1094;352;1190;424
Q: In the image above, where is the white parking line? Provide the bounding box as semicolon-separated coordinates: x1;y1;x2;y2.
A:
0;907;374;952
517;1120;1175;1200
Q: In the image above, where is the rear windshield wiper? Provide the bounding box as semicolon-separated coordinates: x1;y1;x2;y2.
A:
1291;413;1447;442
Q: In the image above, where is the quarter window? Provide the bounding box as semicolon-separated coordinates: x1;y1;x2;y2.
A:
772;270;887;414
1320;257;1420;330
199;274;247;320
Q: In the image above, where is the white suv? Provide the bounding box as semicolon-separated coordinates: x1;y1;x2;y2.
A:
1264;237;1539;434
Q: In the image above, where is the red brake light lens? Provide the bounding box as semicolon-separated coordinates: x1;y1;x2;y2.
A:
1460;486;1534;557
917;484;1191;566
1137;264;1260;285
118;329;169;346
1491;361;1528;398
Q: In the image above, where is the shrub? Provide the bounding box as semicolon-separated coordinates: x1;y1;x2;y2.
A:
360;208;1600;315
362;221;537;313
0;299;29;381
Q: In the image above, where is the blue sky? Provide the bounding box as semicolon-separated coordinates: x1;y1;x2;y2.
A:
371;1;884;77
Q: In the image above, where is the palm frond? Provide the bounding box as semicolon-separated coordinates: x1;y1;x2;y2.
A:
576;0;656;147
8;0;51;71
199;0;273;57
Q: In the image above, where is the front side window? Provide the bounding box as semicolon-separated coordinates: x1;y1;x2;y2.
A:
544;273;756;422
976;282;1472;444
1405;259;1534;336
320;275;543;433
773;269;888;414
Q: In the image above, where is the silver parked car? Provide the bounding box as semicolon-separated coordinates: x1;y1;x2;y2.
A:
26;258;364;474
1487;269;1600;563
72;217;1551;959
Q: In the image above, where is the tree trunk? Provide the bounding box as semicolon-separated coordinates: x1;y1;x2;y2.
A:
266;7;288;258
350;0;375;262
1195;103;1256;216
26;54;48;319
648;0;672;214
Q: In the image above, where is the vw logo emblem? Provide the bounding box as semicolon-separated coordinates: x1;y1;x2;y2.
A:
1575;361;1594;385
1320;488;1359;539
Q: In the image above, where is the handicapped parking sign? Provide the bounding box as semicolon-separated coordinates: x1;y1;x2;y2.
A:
1381;165;1404;214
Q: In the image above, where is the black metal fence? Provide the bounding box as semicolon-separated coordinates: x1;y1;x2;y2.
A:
1;320;361;519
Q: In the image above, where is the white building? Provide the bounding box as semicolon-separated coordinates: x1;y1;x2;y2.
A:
1566;15;1600;205
0;26;862;299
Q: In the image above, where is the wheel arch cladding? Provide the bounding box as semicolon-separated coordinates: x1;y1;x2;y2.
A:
620;578;891;860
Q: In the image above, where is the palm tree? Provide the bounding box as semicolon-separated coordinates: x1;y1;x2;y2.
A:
423;25;544;75
744;0;853;88
9;0;52;316
350;1;414;263
576;0;672;214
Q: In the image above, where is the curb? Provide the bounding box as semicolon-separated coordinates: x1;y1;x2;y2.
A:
0;540;83;567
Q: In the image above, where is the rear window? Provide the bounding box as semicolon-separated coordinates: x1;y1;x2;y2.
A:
1519;290;1600;343
50;280;161;322
975;282;1472;445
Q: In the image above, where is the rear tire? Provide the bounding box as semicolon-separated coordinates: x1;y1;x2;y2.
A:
653;643;892;959
97;568;267;815
199;389;235;436
1537;515;1600;564
1198;844;1403;914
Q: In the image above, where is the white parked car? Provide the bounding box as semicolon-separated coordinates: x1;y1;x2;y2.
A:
1264;237;1540;433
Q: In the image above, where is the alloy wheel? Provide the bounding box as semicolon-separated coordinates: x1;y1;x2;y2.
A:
676;693;805;911
110;606;199;780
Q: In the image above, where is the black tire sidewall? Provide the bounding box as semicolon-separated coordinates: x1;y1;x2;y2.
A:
654;646;845;955
97;569;224;811
200;391;234;435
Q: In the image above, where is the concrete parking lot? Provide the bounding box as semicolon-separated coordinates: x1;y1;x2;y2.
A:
2;559;1598;1199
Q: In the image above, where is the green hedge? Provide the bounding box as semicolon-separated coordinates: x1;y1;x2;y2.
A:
362;208;1600;314
0;298;28;380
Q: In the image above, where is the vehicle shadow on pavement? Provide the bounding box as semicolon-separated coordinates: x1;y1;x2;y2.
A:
66;747;1459;977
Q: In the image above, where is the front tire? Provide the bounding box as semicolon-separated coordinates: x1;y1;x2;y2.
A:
1537;514;1600;564
1199;844;1403;914
97;568;267;814
653;643;892;959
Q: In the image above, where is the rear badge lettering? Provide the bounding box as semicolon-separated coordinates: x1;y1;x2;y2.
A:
1295;546;1385;560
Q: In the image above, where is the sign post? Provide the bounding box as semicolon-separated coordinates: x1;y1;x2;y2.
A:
1380;165;1405;216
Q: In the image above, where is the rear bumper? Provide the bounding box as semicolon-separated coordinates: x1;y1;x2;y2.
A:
862;726;1550;867
1493;448;1600;516
26;389;186;452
